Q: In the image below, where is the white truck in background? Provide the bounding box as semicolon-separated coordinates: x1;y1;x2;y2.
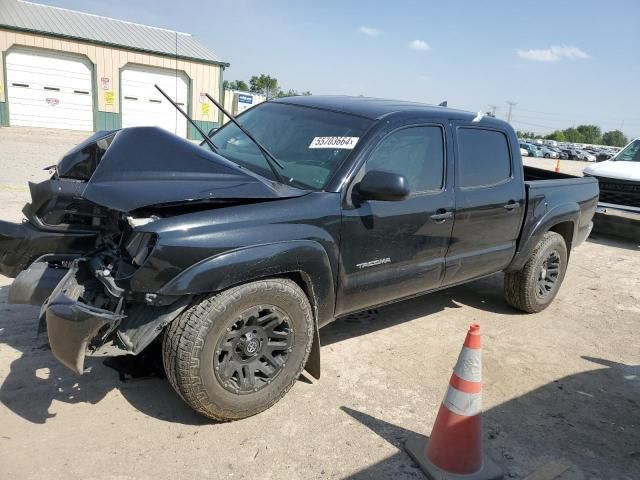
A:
583;138;640;240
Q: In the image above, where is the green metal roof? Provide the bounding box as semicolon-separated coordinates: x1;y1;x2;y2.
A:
0;0;228;66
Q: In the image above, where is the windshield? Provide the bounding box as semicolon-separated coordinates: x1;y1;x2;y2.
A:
613;139;640;162
208;102;372;189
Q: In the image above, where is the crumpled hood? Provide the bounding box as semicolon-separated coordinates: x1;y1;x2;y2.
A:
584;160;640;182
78;127;306;212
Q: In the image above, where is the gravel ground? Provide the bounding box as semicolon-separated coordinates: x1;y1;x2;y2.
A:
0;127;638;480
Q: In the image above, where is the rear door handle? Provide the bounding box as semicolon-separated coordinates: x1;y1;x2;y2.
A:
430;211;453;222
503;201;519;210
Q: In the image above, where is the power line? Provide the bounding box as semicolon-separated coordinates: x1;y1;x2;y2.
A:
506;101;517;122
509;119;562;130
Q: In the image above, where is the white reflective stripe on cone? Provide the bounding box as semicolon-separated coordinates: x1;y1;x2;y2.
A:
453;347;482;383
442;385;482;416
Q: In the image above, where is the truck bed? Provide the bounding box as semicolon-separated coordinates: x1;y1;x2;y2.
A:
508;166;599;271
523;165;577;181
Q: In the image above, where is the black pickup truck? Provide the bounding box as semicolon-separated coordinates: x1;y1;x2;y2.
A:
0;96;598;421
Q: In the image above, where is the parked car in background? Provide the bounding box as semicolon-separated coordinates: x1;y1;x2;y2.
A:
562;149;582;160
577;150;597;162
596;150;614;162
549;147;569;160
538;146;559;159
520;143;543;158
520;147;529;157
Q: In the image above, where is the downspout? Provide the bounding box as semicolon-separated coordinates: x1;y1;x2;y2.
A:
218;64;228;126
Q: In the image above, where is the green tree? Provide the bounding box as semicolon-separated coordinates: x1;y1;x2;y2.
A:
575;124;602;144
223;79;249;91
601;130;629;147
516;130;537;139
275;89;313;98
250;74;280;99
545;130;566;142
562;127;584;143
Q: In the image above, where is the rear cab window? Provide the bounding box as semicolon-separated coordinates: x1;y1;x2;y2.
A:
457;128;512;188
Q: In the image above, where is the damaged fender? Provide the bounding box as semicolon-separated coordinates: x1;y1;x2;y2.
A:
158;240;335;379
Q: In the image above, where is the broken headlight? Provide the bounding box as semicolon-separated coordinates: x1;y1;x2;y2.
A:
124;231;157;267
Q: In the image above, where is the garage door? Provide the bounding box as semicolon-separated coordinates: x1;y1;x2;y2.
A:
6;50;93;131
121;66;188;138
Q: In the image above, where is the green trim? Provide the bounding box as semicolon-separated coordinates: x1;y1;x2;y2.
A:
1;50;6;104
96;111;121;131
0;51;7;125
1;51;9;125
0;102;8;127
91;62;98;131
0;25;230;67
188;120;218;140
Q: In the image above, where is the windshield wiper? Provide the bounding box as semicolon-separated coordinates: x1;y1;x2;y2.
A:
154;84;219;154
203;93;285;184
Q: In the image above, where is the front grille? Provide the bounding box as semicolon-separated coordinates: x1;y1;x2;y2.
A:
594;176;640;208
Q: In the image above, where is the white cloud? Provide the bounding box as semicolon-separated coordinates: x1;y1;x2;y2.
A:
358;26;382;37
408;39;431;51
517;45;590;62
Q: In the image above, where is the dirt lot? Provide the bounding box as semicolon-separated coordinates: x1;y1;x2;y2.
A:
0;127;638;479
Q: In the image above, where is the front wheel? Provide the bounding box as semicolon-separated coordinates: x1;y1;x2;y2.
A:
162;278;314;421
504;232;568;313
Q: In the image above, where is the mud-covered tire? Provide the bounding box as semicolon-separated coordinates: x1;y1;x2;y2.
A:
504;231;568;313
162;278;313;421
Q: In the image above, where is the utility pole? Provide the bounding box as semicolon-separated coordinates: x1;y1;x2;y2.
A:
488;105;498;117
506;101;517;122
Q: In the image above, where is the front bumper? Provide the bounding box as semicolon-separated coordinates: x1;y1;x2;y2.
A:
593;203;639;241
44;261;124;374
0;219;96;278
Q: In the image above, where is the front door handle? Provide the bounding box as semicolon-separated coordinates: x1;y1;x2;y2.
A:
430;211;453;222
503;201;519;210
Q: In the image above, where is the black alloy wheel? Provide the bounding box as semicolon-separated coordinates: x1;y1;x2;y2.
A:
535;250;561;300
214;305;293;394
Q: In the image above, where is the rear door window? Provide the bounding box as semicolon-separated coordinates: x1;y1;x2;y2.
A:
457;128;512;188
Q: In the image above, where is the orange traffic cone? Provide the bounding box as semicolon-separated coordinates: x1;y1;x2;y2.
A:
405;324;503;480
554;159;561;173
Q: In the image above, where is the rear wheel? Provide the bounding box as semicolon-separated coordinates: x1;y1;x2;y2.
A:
504;232;568;313
162;278;314;421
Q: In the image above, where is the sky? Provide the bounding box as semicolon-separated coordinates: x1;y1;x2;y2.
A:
35;0;640;138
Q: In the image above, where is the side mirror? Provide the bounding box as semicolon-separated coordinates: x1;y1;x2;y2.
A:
358;170;410;202
207;127;219;136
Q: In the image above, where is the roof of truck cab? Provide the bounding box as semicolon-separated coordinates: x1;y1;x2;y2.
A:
272;95;484;121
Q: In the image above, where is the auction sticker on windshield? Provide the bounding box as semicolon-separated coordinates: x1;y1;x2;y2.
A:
309;137;359;149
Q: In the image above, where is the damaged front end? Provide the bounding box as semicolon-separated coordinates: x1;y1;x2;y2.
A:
2;126;306;375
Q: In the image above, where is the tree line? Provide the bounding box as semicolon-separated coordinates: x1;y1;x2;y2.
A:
223;74;311;100
517;125;628;147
